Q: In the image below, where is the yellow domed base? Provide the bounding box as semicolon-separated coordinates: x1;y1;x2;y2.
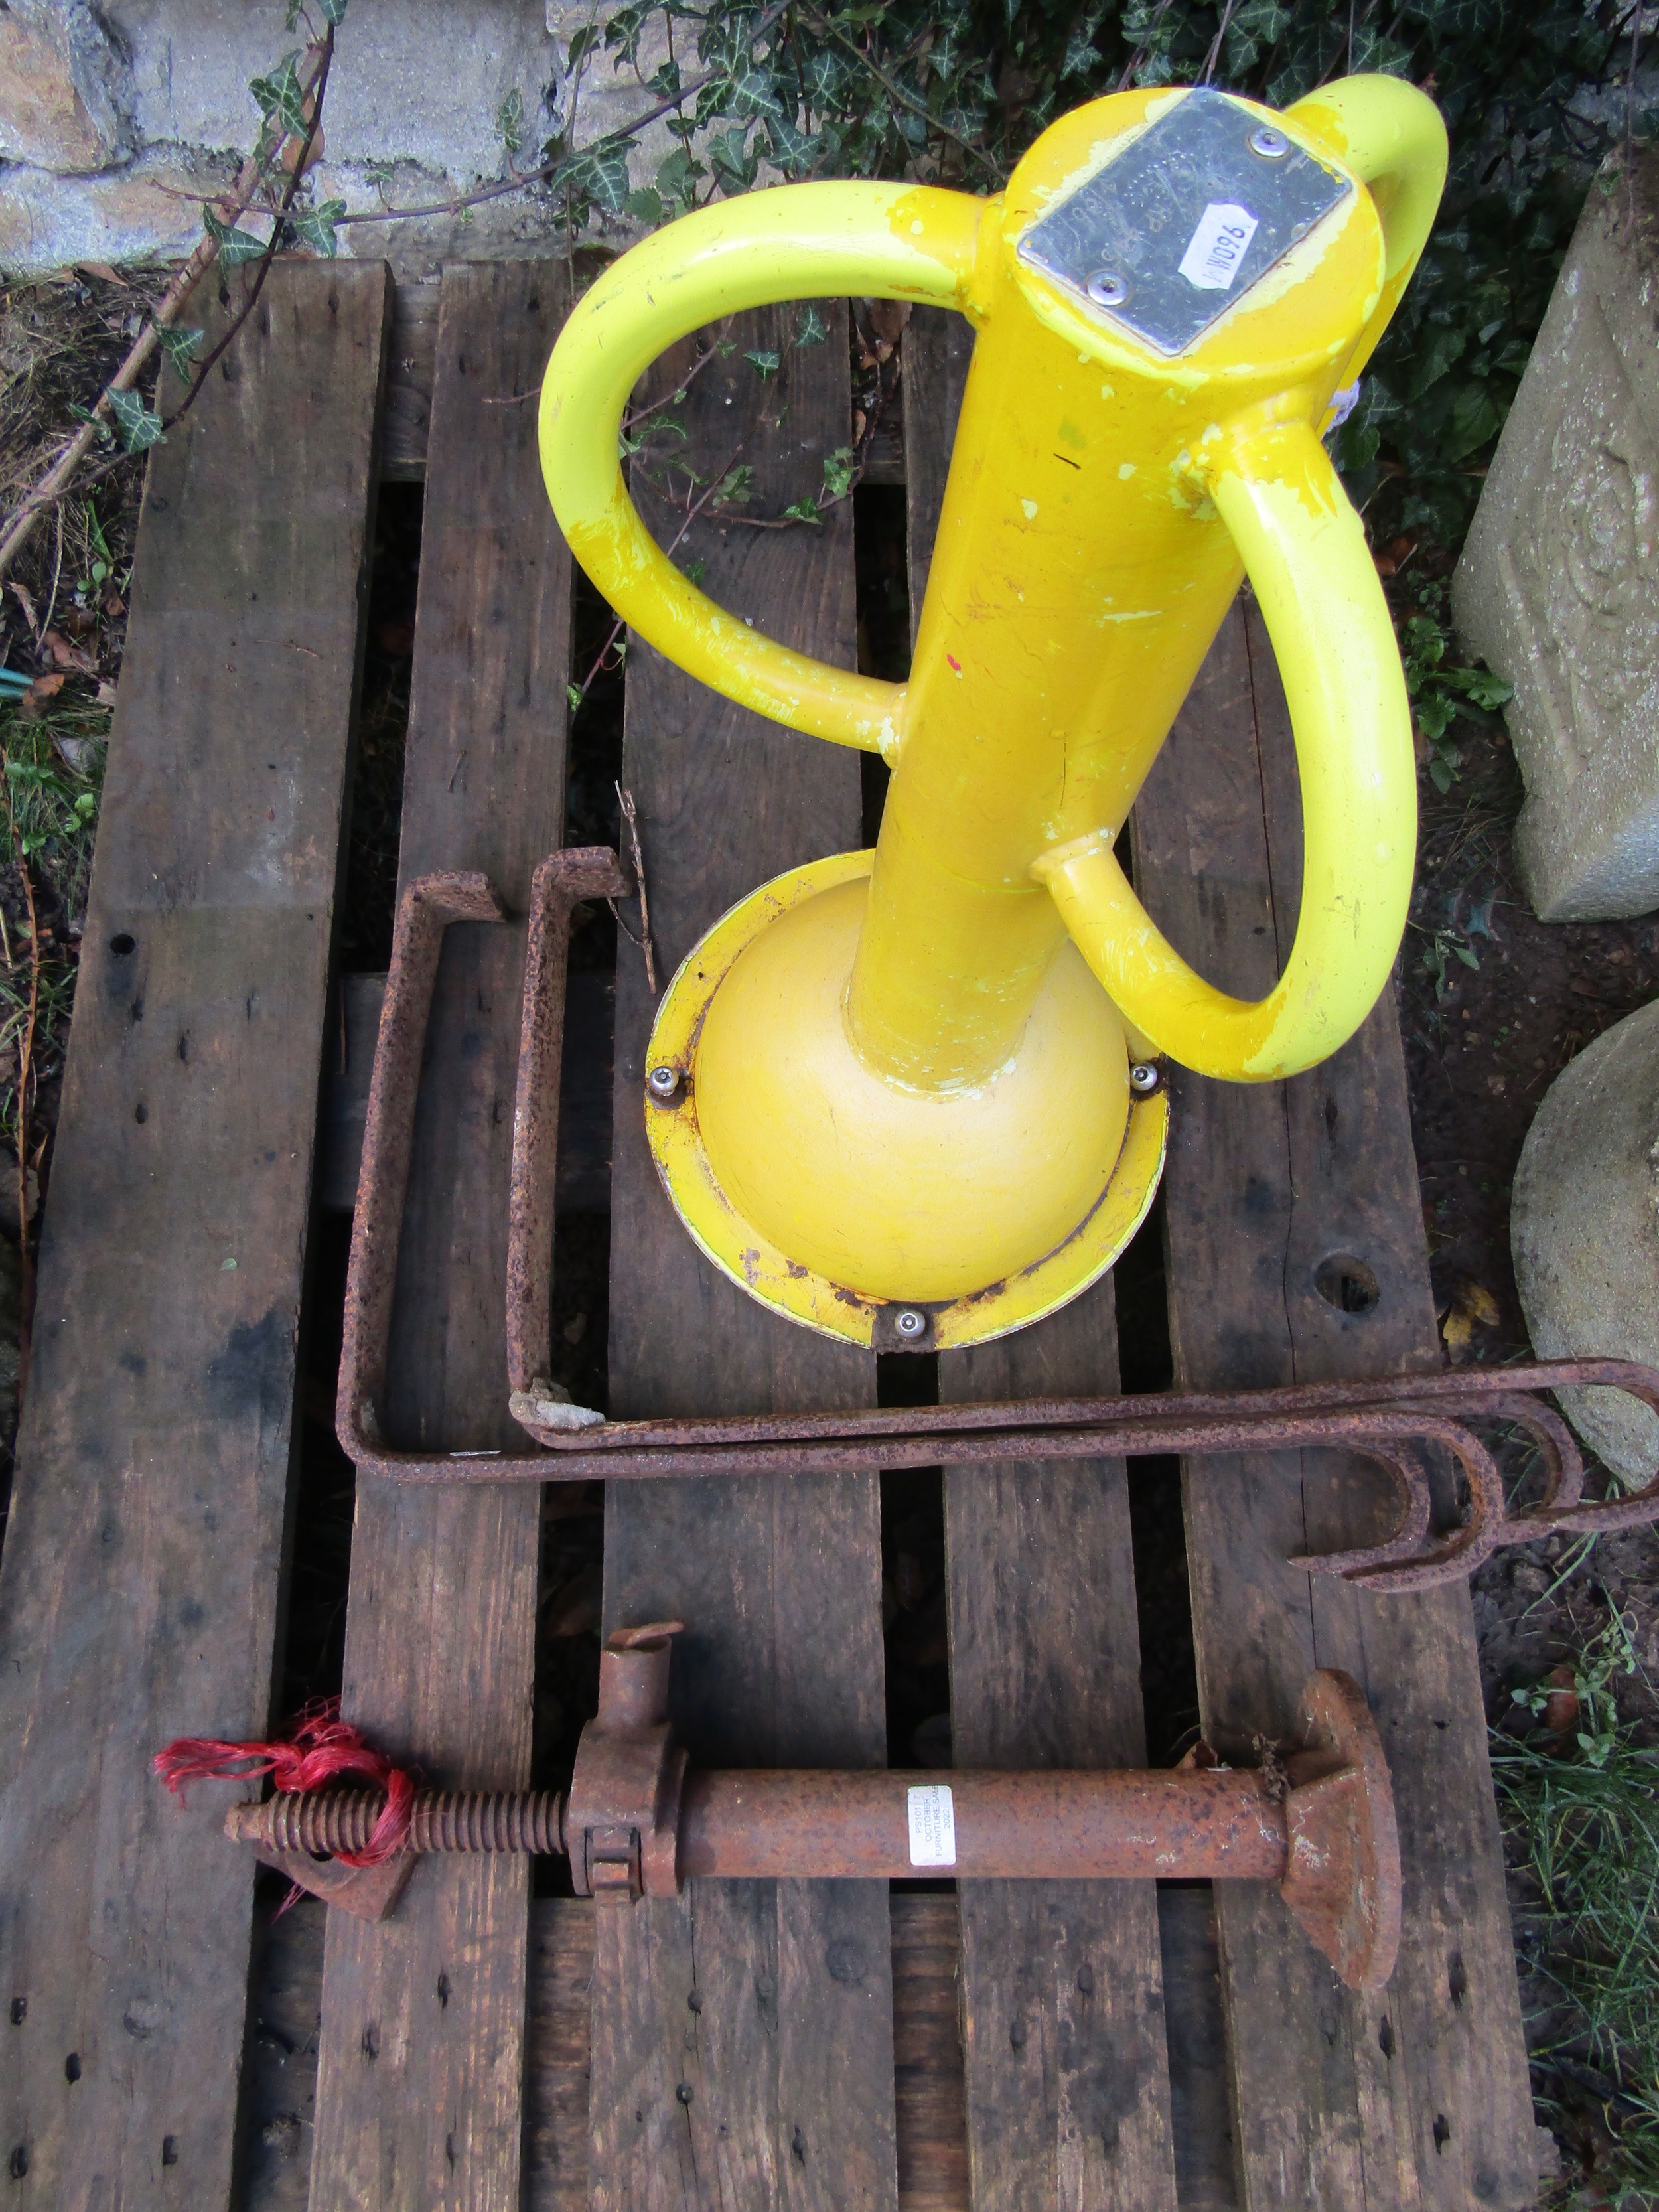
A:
643;851;1168;1351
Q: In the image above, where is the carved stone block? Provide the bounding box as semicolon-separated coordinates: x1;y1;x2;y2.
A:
1453;149;1659;920
1512;1001;1659;1478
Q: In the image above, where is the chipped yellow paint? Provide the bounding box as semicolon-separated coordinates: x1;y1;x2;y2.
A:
538;75;1443;1334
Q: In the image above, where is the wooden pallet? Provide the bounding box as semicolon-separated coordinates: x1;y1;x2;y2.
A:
0;261;1537;2211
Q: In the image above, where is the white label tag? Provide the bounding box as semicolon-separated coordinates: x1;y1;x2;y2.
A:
1177;202;1259;291
907;1785;956;1868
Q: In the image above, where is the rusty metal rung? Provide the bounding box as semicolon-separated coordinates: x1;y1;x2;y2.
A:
333;851;1659;1596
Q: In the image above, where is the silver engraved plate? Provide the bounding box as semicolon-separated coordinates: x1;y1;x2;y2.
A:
1015;88;1352;357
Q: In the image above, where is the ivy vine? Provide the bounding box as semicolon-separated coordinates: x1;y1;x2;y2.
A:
540;0;1652;561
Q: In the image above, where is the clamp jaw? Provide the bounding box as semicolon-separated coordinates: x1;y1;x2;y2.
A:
565;1621;688;1903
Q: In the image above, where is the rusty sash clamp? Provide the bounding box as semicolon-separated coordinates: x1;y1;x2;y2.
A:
227;1624;1402;1990
334;851;1659;1594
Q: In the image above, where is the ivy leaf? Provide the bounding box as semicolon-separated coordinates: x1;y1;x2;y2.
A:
656;146;703;211
65;400;114;447
106;387;166;453
565;22;601;74
707;125;758;194
565;139;632;214
709;464;753;508
203;204;267;267
822;446;857;500
795;305;828;348
290;197;347;257
800;47;852;109
766;115;818;173
154;323;204;376
729;67;789;127
1443;380;1502;464
1406;322;1467;402
782;497;822;523
249;53;307;137
567;682;583;711
625;186;666;224
744;348;781;379
1062;23;1102;77
315;0;348;23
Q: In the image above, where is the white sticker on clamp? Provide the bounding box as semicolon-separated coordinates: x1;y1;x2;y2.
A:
1177;202;1260;292
907;1784;956;1868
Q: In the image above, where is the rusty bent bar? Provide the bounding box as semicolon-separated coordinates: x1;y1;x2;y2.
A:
332;855;1659;1596
226;1623;1402;1991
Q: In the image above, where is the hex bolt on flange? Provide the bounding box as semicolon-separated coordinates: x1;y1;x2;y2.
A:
224;1624;1401;1989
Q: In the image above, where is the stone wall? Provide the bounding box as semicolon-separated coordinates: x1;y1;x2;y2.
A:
0;0;673;277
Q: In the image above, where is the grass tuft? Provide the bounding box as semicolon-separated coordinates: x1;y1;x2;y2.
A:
1496;1613;1659;2206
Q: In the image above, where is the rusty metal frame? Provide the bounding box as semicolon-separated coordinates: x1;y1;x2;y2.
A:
335;851;1659;1595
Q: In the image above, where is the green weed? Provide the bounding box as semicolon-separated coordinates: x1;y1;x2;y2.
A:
1495;1613;1659;2205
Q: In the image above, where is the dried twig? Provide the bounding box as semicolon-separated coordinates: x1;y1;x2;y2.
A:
1;780;41;1404
611;780;657;993
0;35;334;585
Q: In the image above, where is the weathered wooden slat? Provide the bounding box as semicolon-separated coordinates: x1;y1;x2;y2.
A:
0;260;389;2209
1133;601;1536;2209
252;1894;970;2212
307;260;573;2212
593;304;897;2212
902;302;1179;2212
940;1303;1179;2212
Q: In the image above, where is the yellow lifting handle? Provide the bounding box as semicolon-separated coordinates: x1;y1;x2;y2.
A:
1034;415;1416;1082
1035;78;1444;1082
538;181;983;761
539;78;1445;1086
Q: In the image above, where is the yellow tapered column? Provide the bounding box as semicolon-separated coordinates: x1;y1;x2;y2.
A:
540;76;1445;1349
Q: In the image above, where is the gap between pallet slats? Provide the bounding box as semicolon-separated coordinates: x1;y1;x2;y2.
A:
307;260;573;2212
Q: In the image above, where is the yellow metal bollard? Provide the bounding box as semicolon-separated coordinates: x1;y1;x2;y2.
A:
540;76;1446;1349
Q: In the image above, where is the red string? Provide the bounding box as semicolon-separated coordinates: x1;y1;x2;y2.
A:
154;1698;416;1866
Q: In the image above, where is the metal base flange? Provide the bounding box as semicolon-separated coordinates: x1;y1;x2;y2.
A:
642;851;1169;1351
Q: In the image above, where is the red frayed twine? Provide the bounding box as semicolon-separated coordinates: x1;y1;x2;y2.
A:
153;1699;416;1867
